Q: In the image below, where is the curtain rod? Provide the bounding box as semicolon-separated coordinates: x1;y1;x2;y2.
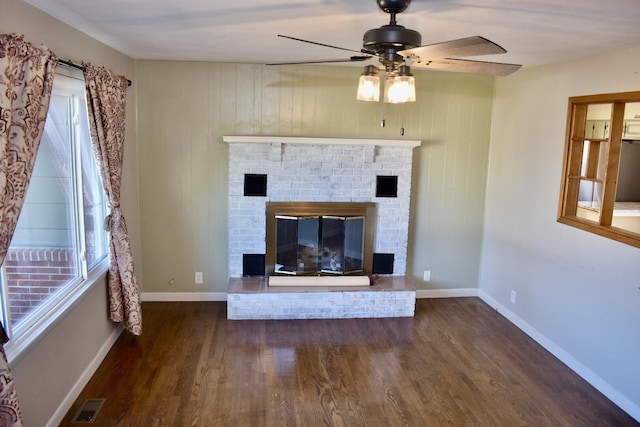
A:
58;59;132;87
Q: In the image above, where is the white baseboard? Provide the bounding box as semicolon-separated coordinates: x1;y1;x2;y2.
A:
416;288;479;299
141;292;227;302
478;290;640;423
46;324;124;427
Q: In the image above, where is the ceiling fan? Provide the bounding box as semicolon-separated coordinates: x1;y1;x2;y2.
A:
270;0;522;102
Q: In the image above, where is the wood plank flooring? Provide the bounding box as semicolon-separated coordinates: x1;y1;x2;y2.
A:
60;298;637;426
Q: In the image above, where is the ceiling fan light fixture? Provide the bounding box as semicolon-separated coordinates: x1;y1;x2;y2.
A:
356;65;381;102
277;0;522;98
384;64;415;104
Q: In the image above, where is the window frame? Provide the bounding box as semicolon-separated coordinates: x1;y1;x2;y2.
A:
1;67;110;362
557;91;640;249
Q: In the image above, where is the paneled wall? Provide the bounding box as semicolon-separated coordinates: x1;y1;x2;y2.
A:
137;61;494;293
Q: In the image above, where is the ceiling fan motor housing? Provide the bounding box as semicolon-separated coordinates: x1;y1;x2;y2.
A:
369;0;420;51
363;25;421;51
363;25;421;67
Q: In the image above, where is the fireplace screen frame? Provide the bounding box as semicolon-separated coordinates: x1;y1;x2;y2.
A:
266;202;376;276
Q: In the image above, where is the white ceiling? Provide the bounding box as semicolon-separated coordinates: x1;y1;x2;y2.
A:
24;0;640;71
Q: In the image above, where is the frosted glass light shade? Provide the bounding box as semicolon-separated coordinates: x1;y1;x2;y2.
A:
384;75;416;104
356;74;380;102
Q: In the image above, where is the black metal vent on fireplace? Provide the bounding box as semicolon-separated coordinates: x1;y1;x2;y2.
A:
376;175;398;197
372;253;394;274
243;254;265;277
244;174;267;197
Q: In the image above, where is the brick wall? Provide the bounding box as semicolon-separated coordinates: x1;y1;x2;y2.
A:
226;137;418;277
228;289;416;319
4;248;76;323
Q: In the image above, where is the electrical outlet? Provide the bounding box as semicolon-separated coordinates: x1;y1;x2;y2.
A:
195;272;203;284
510;290;516;304
423;270;431;281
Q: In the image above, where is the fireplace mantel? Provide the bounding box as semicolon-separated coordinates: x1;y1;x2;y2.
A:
223;135;421;148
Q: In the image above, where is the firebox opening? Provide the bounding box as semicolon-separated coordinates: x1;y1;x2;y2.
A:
266;202;376;277
274;215;365;275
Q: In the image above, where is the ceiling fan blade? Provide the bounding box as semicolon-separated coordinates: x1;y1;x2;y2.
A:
399;36;507;61
278;34;365;55
266;56;372;66
411;58;522;76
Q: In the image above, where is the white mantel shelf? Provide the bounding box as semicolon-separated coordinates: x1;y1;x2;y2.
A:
223;135;421;148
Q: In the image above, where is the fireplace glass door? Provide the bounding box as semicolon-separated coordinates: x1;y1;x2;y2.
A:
321;216;365;274
274;215;365;275
275;216;320;274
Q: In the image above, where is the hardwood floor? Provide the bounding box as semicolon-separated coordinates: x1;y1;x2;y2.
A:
60;298;637;426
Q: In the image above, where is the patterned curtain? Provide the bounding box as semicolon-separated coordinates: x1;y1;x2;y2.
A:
0;33;58;427
82;63;142;335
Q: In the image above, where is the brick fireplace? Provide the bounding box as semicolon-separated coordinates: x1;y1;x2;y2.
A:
224;135;420;319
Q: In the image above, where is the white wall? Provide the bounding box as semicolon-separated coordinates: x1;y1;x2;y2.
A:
1;1;141;425
480;45;640;419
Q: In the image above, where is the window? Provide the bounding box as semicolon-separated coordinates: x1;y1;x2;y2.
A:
0;68;109;356
558;91;640;248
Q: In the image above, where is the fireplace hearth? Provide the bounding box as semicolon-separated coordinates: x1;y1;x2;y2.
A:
227;275;416;319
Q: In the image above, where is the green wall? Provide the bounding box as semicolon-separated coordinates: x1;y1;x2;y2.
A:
136;61;494;293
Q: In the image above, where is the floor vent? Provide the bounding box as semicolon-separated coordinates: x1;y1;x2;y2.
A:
71;399;105;423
